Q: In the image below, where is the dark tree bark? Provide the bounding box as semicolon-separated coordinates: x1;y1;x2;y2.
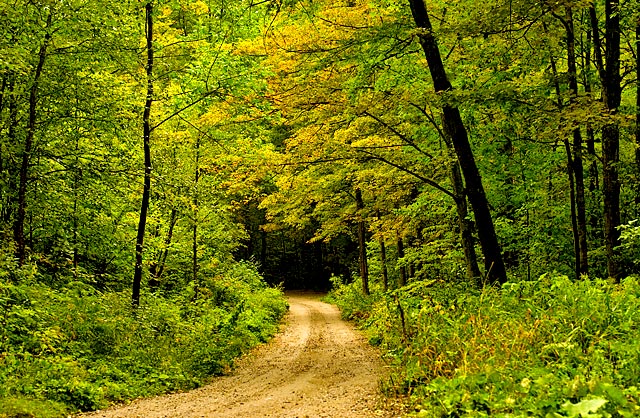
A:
379;238;388;292
397;237;406;287
597;0;622;279
260;230;267;268
73;109;80;280
15;13;52;266
636;20;640;210
565;7;589;277
442;134;481;283
133;1;154;306
407;0;507;285
192;135;201;300
3;75;18;224
149;207;177;283
355;188;369;295
0;77;6;115
563;137;581;279
405;104;481;282
548;33;584;281
584;12;602;240
0;76;5;220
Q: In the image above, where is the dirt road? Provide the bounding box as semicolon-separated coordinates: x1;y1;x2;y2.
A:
81;292;396;418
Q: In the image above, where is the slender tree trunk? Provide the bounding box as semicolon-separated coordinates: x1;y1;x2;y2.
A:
192;135;201;300
15;13;52;266
566;7;589;277
584;14;601;239
635;20;640;210
73;120;80;280
444;137;481;283
379;238;388;292
548;15;588;280
0;76;5;222
563;138;581;279
260;230;267;268
3;75;17;224
0;77;6;180
591;1;622;278
0;77;6;115
133;1;154;306
397;237;406;287
152;207;177;281
407;0;507;285
600;0;622;279
355;188;369;295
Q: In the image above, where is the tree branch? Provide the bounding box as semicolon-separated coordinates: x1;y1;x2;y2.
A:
355;149;457;201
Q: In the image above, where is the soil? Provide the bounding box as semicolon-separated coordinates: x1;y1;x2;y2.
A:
79;292;400;418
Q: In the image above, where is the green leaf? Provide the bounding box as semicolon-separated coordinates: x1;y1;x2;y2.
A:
561;398;608;417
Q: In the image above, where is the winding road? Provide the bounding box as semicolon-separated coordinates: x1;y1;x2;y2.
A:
81;292;396;418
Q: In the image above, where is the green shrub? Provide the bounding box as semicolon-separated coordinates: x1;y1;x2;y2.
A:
0;397;67;418
0;261;287;417
331;274;640;417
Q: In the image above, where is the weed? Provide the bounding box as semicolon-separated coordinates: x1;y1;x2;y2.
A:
330;274;640;417
0;261;287;417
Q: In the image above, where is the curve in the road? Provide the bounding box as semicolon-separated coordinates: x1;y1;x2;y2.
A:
80;292;395;418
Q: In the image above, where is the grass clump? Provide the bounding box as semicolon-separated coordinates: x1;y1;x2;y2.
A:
330;274;640;417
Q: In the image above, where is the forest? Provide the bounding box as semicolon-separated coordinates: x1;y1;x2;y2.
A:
0;0;639;416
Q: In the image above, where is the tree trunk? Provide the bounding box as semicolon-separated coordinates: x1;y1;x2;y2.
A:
355;188;369;295
443;136;481;284
407;0;507;285
150;207;177;283
3;75;18;224
548;12;589;280
584;14;601;239
133;1;154;307
260;230;267;268
635;20;640;211
397;237;406;287
600;0;622;279
0;77;5;116
563;138;581;280
379;238;388;292
192;135;201;300
566;7;589;277
73;110;80;280
14;13;52;266
0;77;5;182
0;76;6;221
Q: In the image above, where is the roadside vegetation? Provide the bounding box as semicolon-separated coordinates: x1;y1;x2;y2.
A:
329;275;640;417
0;258;287;418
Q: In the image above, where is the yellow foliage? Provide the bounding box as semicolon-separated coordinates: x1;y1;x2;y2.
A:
199;104;231;126
189;0;210;15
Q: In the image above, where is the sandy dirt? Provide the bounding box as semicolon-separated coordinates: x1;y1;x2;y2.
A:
80;292;399;418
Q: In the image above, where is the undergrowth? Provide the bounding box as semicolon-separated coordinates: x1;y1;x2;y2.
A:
0;261;287;418
329;274;640;417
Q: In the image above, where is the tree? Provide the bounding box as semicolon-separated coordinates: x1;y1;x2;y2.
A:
591;1;622;279
355;188;369;294
14;11;52;266
132;1;155;307
636;18;640;210
564;6;589;278
407;0;508;285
